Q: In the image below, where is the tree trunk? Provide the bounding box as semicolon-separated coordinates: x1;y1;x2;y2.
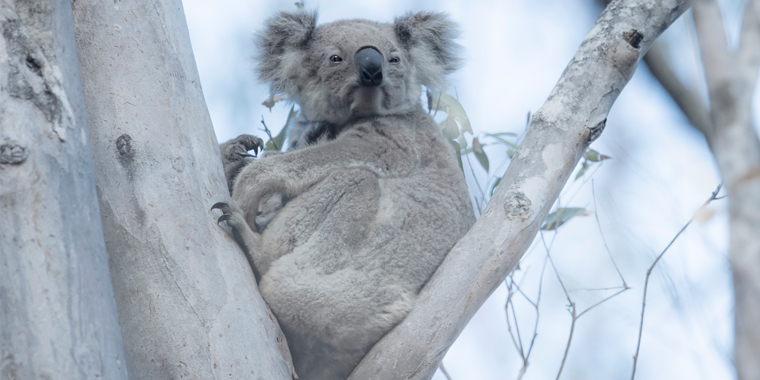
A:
70;0;292;378
349;0;689;378
623;0;760;376
690;1;760;378
0;0;128;379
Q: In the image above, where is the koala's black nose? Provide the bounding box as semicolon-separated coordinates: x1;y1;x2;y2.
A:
355;47;383;87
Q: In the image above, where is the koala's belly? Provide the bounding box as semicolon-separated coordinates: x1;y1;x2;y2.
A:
257;169;469;378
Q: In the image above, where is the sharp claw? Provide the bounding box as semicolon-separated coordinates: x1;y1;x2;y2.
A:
211;202;228;211
217;213;231;224
235;151;256;158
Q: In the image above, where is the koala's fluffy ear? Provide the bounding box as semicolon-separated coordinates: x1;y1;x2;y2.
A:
255;10;318;95
393;12;463;90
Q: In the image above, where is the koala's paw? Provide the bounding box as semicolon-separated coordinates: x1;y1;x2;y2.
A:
221;134;264;162
211;201;248;232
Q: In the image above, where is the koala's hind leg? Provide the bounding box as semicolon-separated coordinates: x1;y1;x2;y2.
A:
211;200;264;280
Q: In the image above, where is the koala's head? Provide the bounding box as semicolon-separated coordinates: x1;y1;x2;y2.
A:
255;10;462;125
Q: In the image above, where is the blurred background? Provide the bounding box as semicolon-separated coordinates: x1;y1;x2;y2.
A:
182;0;759;378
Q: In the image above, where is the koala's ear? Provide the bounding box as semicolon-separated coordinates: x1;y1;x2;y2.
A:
255;10;318;95
393;12;463;89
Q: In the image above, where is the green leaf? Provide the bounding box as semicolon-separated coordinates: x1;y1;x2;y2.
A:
574;161;589;181
264;106;297;151
441;117;460;140
583;149;612;162
507;149;516;158
484;133;519;148
261;95;285;111
541;207;592;230
472;137;489;172
429;92;473;136
491;177;502;196
487;132;518;137
449;139;464;173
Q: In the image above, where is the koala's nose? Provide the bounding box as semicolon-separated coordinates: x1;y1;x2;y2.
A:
355;47;383;87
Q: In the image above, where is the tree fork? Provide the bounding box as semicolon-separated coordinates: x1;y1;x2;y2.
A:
349;1;689;378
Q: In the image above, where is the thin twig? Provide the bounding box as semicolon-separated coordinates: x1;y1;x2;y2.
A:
569;285;628;292
505;277;525;357
464;154;485;215
525;257;548;360
541;232;574;380
556;307;576;380
592;180;629;288
630;184;722;380
259;116;279;151
576;287;629;319
439;362;453;380
507;256;548;380
541;229;629;380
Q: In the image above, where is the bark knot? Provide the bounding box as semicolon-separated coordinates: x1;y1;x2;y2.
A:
504;191;532;221
116;133;136;174
586;119;606;143
623;29;643;49
116;134;135;158
0;143;29;165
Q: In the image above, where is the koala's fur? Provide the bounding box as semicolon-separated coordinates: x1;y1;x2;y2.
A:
216;10;474;380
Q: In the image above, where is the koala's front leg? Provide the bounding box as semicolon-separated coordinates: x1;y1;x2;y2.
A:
220;134;264;194
211;201;264;281
233;127;413;218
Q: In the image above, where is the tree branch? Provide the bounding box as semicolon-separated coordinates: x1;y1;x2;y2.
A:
642;43;712;135
737;0;760;100
692;0;734;129
597;0;713;137
348;1;689;379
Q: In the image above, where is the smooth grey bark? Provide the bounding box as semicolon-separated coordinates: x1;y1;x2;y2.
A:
349;1;688;379
70;0;292;379
0;0;128;379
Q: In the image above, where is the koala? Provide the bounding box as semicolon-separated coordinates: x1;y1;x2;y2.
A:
214;10;475;380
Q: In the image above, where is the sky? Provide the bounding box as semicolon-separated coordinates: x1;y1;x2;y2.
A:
181;0;759;379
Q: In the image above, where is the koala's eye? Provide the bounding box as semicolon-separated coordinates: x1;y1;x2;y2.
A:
329;55;343;63
389;56;401;64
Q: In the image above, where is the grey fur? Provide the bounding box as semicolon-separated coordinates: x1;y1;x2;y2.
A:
218;10;474;380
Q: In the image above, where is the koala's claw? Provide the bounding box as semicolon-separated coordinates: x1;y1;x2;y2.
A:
212;202;234;224
222;134;265;162
236;134;265;157
212;201;248;230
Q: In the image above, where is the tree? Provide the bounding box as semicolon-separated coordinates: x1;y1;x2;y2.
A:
70;0;293;378
633;1;760;377
5;0;756;379
0;1;128;378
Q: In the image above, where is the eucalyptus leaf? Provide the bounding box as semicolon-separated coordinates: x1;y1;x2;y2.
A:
485;133;519;148
261;95;285;110
541;207;592;230
449;139;464;173
430;92;473;136
441;118;460;140
575;161;590;180
583;149;612;162
472;137;489;172
491;177;502;196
